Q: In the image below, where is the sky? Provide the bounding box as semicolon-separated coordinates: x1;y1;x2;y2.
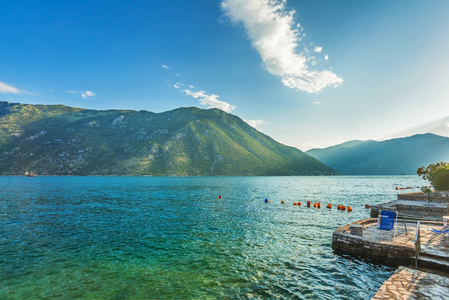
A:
1;0;449;151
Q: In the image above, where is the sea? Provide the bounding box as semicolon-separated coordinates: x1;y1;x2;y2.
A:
0;175;427;299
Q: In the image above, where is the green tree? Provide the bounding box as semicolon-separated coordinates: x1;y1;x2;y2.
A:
432;166;449;191
416;161;449;186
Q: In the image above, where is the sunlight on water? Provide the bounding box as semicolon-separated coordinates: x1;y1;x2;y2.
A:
0;176;426;299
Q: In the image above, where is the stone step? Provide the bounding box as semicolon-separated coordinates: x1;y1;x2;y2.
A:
420;247;449;262
414;254;449;272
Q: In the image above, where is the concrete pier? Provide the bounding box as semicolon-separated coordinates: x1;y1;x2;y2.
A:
333;218;449;262
372;266;449;299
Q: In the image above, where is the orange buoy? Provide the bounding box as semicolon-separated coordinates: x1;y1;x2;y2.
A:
297;202;301;205
327;204;332;209
293;202;297;205
281;201;285;204
317;203;321;208
347;206;352;212
268;201;271;203
337;205;341;210
395;187;398;190
341;205;346;210
313;203;317;208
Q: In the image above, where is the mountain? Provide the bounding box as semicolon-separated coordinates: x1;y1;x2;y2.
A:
384;116;449;140
306;133;449;175
0;101;336;176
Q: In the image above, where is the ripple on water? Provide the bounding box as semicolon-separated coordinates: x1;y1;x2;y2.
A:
0;176;426;299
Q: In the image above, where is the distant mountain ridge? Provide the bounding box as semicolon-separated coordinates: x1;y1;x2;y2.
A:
306;133;449;175
0;101;336;176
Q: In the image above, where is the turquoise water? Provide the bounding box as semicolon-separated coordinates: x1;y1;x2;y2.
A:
0;176;426;299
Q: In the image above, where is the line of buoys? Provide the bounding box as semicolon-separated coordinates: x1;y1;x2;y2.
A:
336;205;351;211
263;198;352;211
396;186;432;191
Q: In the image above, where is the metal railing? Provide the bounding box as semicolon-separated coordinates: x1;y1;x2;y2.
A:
414;221;421;269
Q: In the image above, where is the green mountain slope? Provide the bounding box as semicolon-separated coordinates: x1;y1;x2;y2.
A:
0;101;336;176
306;133;449;175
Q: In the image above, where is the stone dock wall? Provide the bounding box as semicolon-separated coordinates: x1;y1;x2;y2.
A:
332;218;414;264
397;191;449;202
370;203;447;218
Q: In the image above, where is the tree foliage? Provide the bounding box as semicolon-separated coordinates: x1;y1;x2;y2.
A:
432;166;449;191
416;161;449;188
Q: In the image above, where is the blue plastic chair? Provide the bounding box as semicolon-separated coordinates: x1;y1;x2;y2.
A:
375;210;398;240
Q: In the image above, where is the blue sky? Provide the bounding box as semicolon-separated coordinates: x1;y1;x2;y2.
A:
1;0;449;150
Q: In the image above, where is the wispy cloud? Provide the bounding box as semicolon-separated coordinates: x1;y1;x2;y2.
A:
163;64;236;112
183;89;236;112
81;91;96;99
244;119;269;129
66;90;97;99
313;46;322;53
173;82;184;89
313;101;322;105
162;65;170;69
221;0;343;93
0;81;21;94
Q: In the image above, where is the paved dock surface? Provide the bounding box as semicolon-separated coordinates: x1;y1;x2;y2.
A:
372;266;449;299
334;219;449;299
341;219;449;257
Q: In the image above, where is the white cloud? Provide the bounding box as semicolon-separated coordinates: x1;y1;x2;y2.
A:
446;122;449;128
324;55;329;60
221;0;343;93
313;46;322;53
81;91;96;99
183;89;236;112
67;90;97;99
162;65;170;69
0;81;20;94
313;101;322;105
244;119;269;129
173;84;180;89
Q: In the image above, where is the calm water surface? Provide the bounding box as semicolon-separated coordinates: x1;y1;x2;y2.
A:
0;176;426;299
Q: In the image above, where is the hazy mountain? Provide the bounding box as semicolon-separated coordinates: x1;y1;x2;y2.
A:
306;133;449;175
0;101;336;176
384;116;449;140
